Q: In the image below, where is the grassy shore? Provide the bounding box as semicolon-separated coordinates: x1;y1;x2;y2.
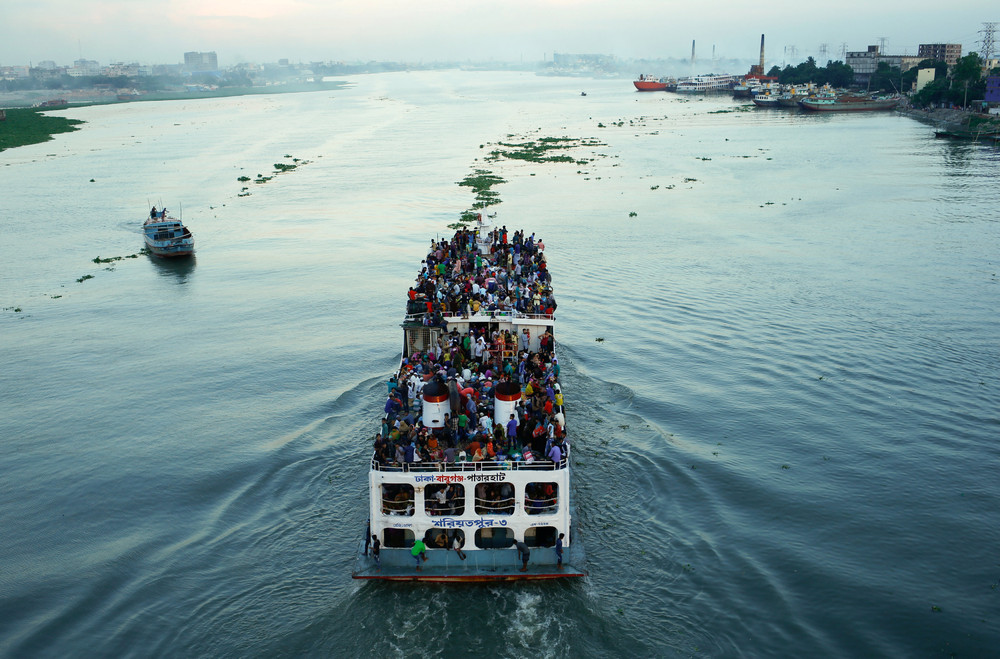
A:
0;107;85;152
0;80;349;153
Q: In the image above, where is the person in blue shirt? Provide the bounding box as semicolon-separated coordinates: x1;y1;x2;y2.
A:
555;532;564;570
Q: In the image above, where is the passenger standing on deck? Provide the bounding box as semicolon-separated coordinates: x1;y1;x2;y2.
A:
371;534;381;570
555;532;564;570
506;414;518;442
412;538;428;570
515;540;530;572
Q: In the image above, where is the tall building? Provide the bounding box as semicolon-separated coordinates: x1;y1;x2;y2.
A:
917;44;962;67
846;45;923;85
183;51;218;72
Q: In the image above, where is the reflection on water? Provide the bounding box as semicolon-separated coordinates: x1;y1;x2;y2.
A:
147;253;196;282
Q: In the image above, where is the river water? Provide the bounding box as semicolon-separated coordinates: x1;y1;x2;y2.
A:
1;71;998;658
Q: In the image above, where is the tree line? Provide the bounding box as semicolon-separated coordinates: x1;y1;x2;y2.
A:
764;53;999;109
765;58;855;88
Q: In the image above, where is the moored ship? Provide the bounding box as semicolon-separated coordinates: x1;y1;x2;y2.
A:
675;74;740;93
352;215;585;582
799;94;901;112
634;74;672;91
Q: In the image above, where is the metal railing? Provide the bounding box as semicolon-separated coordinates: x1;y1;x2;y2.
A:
372;454;567;472
403;309;555;325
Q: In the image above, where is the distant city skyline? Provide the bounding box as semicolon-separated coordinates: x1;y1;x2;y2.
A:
2;0;995;68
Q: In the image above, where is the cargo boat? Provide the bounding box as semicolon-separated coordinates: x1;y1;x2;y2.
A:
352;215;585;582
634;74;671;91
799;94;901;112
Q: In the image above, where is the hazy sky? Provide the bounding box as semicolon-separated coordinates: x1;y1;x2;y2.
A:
2;0;995;67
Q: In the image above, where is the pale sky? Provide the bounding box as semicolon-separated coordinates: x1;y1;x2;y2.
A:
2;0;994;68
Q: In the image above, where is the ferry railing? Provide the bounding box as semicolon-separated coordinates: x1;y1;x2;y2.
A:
402;309;555;325
372;455;568;472
473;496;516;515
380;495;414;516
523;497;558;515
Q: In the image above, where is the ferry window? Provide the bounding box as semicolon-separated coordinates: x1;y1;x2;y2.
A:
424;483;465;516
475;527;515;549
383;528;414;548
524;526;558;548
422;528;466;550
525;482;558;515
381;483;414;516
474;482;514;515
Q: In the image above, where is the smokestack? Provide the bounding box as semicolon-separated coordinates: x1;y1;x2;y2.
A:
759;34;765;71
691;40;696;64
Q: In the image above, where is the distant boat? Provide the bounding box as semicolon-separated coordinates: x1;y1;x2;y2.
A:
752;92;780;108
675;74;740;93
799;94;901;112
143;208;194;257
633;74;670;92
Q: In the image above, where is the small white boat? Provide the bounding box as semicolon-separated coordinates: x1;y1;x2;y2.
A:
143;207;194;258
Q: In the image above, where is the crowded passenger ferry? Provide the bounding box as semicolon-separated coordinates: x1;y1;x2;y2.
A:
352;214;585;582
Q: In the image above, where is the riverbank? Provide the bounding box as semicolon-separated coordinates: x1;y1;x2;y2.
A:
0;80;351;153
898;106;1000;140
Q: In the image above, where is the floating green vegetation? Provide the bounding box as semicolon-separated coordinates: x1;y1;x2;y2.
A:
484;136;605;164
595;337;605;342
0;107;85;153
453;133;606;224
628;211;637;217
76;274;94;283
650;185;659;190
781;464;790;470
684;177;698;183
3;306;23;313
238;155;311;193
92;252;142;264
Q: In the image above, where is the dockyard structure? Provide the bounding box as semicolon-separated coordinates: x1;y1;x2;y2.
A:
986;76;1000;106
914;68;936;93
918;44;962;67
846;45;922;85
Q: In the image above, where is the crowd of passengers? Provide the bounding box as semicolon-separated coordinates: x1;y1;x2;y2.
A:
409;226;556;325
372;224;568;471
